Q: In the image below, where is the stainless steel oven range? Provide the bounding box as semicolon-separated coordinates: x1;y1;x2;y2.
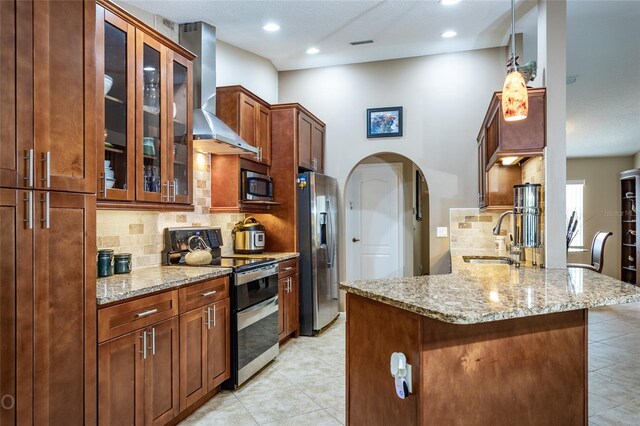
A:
161;226;280;388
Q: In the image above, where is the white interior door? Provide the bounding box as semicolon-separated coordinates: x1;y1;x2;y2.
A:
346;162;403;280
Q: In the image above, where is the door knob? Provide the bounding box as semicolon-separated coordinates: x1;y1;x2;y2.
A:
352;238;360;243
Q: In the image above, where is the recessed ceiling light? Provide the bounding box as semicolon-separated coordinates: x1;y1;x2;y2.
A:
306;47;320;55
440;0;461;5
262;23;280;32
441;31;457;38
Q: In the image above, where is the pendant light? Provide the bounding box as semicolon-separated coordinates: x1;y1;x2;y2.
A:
501;0;528;121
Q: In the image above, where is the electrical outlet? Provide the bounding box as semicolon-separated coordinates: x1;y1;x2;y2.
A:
436;227;448;238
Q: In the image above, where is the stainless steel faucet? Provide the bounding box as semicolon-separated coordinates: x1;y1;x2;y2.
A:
492;211;513;235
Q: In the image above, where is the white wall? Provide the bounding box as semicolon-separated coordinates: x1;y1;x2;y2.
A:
216;41;279;104
279;47;506;275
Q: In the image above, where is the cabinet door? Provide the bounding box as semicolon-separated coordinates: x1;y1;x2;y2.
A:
33;191;96;425
477;134;487;209
179;308;206;411
257;104;271;166
0;189;33;424
98;330;145;426
144;317;180;426
277;277;287;341
286;274;300;335
33;0;96;193
166;51;193;204
97;7;136;201
298;112;314;170
136;32;167;203
311;123;324;173
239;93;260;162
206;298;231;390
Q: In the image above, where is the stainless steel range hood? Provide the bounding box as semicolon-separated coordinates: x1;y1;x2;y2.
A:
179;22;258;155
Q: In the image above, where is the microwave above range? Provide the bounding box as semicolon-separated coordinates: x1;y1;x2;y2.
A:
241;170;274;202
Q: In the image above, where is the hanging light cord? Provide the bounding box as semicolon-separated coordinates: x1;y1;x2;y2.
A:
510;0;517;73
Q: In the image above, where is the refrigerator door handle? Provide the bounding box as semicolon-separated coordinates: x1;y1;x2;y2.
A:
326;198;336;267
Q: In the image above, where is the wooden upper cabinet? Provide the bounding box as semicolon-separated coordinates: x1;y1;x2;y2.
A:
274;104;325;173
33;0;96;194
0;0;20;188
33;191;96;425
481;88;546;168
97;1;194;208
216;86;271;165
311;122;325;173
298;112;314;171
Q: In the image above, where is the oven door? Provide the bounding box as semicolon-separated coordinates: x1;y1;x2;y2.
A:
242;170;273;201
236;295;279;385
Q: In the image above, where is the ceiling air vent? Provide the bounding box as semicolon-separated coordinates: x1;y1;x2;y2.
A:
350;40;374;46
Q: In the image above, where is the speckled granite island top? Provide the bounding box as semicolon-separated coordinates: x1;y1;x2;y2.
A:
230;252;299;261
340;257;640;324
97;266;232;306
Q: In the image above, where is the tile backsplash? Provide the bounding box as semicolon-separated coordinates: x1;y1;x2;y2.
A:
97;153;245;268
449;208;511;257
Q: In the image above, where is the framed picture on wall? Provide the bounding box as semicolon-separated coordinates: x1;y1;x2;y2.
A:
366;106;403;138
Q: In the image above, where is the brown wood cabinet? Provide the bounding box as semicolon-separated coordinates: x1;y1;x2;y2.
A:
295;107;325;173
179;298;231;411
278;259;299;342
0;189;96;424
210;156;271;213
217;86;271;166
98;317;180;426
0;0;96;193
476;88;546;210
96;1;194;209
620;169;640;286
99;277;231;423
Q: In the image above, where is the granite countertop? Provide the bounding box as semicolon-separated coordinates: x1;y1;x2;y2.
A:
229;252;299;261
340;256;640;324
97;266;232;306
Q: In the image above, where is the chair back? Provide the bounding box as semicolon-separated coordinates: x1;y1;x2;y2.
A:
590;231;613;273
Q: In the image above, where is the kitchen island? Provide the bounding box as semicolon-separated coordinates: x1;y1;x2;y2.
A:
340;258;640;425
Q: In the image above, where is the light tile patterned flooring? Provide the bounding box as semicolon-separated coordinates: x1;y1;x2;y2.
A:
182;304;640;425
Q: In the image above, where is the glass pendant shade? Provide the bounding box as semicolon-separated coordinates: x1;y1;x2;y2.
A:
502;70;528;122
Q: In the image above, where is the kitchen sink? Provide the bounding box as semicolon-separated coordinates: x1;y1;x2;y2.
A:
462;256;513;265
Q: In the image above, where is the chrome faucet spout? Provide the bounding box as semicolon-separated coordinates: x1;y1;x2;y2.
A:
493;211;513;235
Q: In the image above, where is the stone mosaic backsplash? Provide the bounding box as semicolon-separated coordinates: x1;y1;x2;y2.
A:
449;208;511;257
97;153;245;268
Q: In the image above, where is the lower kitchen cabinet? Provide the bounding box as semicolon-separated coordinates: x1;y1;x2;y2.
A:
179;298;231;411
278;259;300;342
98;317;180;426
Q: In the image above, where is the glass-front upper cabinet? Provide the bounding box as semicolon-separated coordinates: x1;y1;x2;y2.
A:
167;52;193;204
136;33;165;203
98;8;135;200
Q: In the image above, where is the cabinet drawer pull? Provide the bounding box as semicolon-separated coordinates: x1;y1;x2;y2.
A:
163;181;170;201
136;308;158;318
40;192;50;229
201;290;217;297
283;267;293;271
213;305;217;327
206;307;211;329
24;149;34;187
24;192;33;230
99;173;106;198
150;327;156;355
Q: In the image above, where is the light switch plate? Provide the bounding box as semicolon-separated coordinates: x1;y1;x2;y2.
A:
436;227;448;238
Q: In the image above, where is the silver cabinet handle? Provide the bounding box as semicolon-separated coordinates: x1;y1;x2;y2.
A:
201;290;217;297
99;173;106;198
150;327;156;355
163;180;170;201
169;180;176;202
213;305;217;327
136;308;158;318
24;192;33;230
284;267;293;271
140;331;147;359
206;307;211;329
40;192;49;229
41;152;50;188
288;277;292;293
24;149;34;187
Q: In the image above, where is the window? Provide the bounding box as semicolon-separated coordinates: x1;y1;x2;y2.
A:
566;180;585;247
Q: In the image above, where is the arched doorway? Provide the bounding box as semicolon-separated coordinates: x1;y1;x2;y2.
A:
344;153;429;282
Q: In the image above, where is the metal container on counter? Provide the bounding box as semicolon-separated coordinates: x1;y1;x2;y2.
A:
512;183;543;248
114;253;132;274
97;249;114;277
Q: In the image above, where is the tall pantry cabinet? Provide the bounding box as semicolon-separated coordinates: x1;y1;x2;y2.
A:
0;0;97;424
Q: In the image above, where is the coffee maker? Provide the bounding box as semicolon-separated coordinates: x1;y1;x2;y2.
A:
493;183;543;265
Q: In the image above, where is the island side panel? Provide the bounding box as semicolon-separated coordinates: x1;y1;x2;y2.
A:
420;309;587;425
346;294;422;426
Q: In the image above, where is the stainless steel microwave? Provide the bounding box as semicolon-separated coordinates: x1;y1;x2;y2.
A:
241;170;274;202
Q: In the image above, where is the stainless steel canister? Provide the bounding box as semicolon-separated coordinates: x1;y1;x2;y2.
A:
512;183;542;248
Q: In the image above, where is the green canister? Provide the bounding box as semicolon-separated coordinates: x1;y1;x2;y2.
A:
114;253;132;274
97;249;114;277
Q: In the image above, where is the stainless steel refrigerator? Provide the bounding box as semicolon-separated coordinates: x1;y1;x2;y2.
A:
297;171;339;335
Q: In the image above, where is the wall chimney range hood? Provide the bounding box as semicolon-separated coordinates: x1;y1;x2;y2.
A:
179;22;258;155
